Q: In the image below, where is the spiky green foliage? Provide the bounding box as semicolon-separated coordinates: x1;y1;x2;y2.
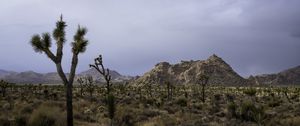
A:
42;33;52;48
30;35;43;53
72;26;88;54
30;33;52;53
53;15;66;43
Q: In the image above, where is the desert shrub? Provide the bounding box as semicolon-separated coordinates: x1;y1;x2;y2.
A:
227;102;237;118
175;96;187;107
239;101;265;124
225;93;235;102
279;116;300;126
156;115;177;126
267;116;300;126
268;99;282;107
15;114;30;126
142;98;156;107
28;105;66;126
244;88;257;97
0;116;11;126
115;106;136;126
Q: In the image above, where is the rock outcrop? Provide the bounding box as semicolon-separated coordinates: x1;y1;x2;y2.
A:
135;54;247;85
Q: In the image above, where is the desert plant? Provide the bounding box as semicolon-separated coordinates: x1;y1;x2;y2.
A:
90;55;112;95
166;81;174;100
197;74;209;103
77;77;85;97
77;76;95;100
175;96;187;107
244;87;257;97
0;80;10;97
30;15;89;126
239;100;265;124
107;94;116;126
28;105;66;126
227;101;237;118
282;87;292;103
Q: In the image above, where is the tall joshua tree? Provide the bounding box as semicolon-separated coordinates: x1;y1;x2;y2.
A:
30;15;88;126
198;73;209;103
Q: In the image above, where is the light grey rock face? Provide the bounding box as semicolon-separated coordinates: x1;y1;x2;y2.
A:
135;54;247;86
248;66;300;85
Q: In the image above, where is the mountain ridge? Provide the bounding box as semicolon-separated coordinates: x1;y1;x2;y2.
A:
0;69;133;84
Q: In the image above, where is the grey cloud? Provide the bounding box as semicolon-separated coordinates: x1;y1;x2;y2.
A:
0;0;300;77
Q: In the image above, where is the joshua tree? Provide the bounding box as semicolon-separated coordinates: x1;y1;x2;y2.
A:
77;76;95;100
166;81;174;100
90;55;112;95
29;15;88;126
77;77;85;97
198;74;209;103
90;54;116;126
0;80;9;97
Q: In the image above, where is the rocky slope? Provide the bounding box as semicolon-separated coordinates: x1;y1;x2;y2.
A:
248;65;300;85
135;54;247;85
1;69;132;84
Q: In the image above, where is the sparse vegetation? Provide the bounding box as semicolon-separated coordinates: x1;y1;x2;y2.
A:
0;83;298;126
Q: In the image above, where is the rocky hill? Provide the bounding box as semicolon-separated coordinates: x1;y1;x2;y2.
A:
134;54;247;85
0;69;132;84
0;69;16;78
248;65;300;85
78;68;133;82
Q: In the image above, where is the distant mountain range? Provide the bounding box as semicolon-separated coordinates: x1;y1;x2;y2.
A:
0;69;133;84
248;65;300;85
1;55;300;85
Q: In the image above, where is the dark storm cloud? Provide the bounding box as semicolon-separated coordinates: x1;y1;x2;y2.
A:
0;0;300;77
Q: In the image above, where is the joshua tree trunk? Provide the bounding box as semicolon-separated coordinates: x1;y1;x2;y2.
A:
202;83;205;103
1;88;5;97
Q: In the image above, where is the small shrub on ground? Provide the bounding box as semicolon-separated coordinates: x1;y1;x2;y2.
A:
239;100;265;124
244;88;257;97
175;96;187;107
28;104;66;126
227;102;237;118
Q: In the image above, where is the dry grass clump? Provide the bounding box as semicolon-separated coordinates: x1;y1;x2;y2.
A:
28;104;66;126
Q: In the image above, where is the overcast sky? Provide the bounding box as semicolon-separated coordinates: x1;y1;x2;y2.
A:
0;0;300;77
